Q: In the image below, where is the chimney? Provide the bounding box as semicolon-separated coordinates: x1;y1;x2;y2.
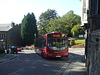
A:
11;22;15;28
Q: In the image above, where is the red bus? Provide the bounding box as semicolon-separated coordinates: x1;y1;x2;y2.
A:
34;31;68;58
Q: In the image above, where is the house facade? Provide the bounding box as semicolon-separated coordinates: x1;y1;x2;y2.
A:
0;31;7;49
0;24;11;49
0;22;21;49
81;0;100;75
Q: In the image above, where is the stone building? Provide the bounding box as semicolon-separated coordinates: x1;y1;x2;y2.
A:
0;22;21;49
80;0;100;75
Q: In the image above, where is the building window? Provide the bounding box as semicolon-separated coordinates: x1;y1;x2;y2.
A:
4;34;5;39
82;0;87;19
83;13;87;19
89;0;94;16
0;33;6;39
98;0;100;15
83;0;86;13
2;34;3;39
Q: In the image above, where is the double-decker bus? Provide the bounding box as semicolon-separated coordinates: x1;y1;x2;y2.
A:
34;31;68;58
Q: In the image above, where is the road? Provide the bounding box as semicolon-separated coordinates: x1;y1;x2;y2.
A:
0;48;85;75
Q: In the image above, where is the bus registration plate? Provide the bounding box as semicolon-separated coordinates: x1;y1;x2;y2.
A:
56;56;61;57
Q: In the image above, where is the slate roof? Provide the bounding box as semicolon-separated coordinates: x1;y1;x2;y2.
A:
0;24;12;31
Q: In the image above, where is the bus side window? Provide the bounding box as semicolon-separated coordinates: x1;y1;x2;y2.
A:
42;38;46;48
38;39;42;48
40;39;42;48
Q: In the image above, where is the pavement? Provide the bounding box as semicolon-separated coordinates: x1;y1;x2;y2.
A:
0;54;18;63
63;57;87;75
63;48;87;75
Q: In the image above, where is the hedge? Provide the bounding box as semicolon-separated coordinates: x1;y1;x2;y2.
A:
0;48;5;53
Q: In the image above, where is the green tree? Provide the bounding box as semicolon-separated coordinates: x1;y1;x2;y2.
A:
38;9;58;36
46;18;66;33
62;10;81;28
46;10;81;36
71;24;85;37
21;13;38;45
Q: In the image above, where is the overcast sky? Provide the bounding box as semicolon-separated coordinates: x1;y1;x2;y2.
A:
0;0;81;24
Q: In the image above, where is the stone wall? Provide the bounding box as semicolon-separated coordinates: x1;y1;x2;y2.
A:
87;29;100;75
7;25;21;48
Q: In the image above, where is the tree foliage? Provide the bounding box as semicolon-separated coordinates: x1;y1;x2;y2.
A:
21;13;38;45
45;10;81;36
37;10;81;37
71;25;85;37
38;9;58;36
61;10;81;28
46;18;67;33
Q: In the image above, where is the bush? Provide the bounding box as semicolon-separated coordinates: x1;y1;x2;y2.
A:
73;43;84;46
71;25;85;37
70;39;75;46
0;48;5;53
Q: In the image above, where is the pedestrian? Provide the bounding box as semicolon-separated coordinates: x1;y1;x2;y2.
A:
26;45;28;50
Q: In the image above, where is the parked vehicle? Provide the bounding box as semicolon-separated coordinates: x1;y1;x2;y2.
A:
8;46;18;54
22;45;33;50
17;48;21;52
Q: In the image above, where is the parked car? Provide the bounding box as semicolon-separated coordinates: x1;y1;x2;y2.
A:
8;46;18;54
17;48;21;52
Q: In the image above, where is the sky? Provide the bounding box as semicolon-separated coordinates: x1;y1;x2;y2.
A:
0;0;81;24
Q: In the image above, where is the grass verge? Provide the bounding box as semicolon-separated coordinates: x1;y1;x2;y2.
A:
75;39;85;45
0;53;4;56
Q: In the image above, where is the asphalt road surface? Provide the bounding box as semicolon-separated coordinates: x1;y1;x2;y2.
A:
0;48;85;75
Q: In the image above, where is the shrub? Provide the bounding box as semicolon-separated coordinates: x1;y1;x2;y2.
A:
73;43;84;46
71;24;85;37
70;39;75;46
0;48;5;53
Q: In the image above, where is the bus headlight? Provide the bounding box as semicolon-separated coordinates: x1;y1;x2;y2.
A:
65;53;68;55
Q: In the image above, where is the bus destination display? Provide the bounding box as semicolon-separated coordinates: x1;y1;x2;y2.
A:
47;33;67;38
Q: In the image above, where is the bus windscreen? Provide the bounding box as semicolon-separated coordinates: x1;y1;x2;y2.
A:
47;38;68;50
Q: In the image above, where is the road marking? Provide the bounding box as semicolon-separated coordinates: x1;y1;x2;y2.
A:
0;54;19;64
8;68;24;75
55;57;74;75
68;54;73;58
32;60;39;65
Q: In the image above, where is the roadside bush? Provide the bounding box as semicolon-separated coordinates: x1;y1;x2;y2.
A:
73;43;84;46
0;48;5;53
71;24;85;37
70;39;75;46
